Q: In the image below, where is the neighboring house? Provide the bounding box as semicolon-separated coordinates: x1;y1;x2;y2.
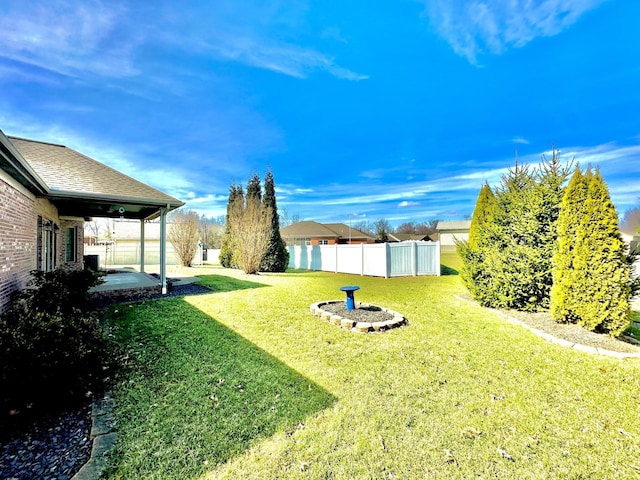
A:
436;220;471;252
387;233;433;242
280;221;375;246
0;130;183;313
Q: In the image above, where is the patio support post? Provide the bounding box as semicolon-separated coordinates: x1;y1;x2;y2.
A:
139;219;145;273
159;206;168;294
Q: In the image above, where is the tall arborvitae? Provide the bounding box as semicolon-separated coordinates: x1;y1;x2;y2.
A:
219;183;243;268
467;182;497;250
459;182;497;298
551;168;631;335
260;168;289;272
550;167;589;322
246;173;262;202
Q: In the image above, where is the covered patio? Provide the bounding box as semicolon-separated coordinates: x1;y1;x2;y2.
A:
8;135;184;296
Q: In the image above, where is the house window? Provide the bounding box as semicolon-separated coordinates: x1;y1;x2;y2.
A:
305;239;311;246
319;239;329;245
66;227;77;262
37;216;58;272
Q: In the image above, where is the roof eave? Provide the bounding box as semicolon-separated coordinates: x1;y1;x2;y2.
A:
0;130;49;195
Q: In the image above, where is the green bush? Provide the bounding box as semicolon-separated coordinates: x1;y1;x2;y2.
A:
461;151;569;311
0;269;106;415
551;168;631;335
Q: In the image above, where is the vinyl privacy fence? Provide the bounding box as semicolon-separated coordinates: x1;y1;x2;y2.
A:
287;242;441;277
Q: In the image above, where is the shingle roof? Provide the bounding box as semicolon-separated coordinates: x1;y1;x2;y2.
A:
436;220;471;231
9;137;179;204
323;223;373;240
388;233;432;242
280;221;342;238
280;221;374;240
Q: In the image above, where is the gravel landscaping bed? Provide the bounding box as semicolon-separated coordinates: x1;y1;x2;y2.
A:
1;282;212;479
0;405;92;480
456;294;640;354
321;301;394;323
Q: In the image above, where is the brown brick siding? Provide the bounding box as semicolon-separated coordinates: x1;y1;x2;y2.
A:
0;188;85;313
0;178;37;313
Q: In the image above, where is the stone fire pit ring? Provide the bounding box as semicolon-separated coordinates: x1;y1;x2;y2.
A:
310;300;407;333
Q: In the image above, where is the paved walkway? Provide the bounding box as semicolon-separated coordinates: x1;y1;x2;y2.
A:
90;271;201;293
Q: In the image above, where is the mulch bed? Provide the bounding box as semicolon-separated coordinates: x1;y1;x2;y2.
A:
321;302;394;323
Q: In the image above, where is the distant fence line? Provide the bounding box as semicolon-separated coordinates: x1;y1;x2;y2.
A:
287;242;441;277
85;243;203;267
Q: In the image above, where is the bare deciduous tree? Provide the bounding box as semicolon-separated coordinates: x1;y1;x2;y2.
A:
228;194;272;274
168;209;200;267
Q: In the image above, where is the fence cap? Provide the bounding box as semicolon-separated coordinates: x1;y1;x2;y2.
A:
339;285;360;292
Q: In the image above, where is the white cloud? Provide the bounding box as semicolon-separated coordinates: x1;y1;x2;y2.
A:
511;136;530;144
398;201;420;207
0;0;139;79
203;33;368;81
425;0;607;64
0;112;193;199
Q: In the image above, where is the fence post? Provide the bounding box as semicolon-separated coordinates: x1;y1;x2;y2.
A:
385;243;390;278
361;243;365;275
436;241;441;276
335;243;338;273
412;242;418;276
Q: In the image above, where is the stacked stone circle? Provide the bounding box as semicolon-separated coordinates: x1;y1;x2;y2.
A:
310;300;407;333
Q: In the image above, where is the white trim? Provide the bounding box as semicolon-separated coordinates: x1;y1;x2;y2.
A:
0;167;36;200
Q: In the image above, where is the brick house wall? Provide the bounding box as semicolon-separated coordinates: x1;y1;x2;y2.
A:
0;174;84;313
0;174;37;313
59;218;85;270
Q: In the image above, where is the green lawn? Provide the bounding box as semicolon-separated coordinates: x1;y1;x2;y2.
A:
104;254;640;479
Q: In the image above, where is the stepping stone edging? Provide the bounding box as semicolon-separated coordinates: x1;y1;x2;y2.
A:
310;300;407;333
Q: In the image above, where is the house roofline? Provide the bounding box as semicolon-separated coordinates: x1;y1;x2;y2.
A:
0;130;49;195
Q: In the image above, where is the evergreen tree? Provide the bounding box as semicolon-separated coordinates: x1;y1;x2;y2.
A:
246;173;262;202
467;182;497;250
479;161;539;310
459;182;497;298
463;149;569;311
219;183;242;268
260;169;290;272
551;168;631;335
550;167;589;322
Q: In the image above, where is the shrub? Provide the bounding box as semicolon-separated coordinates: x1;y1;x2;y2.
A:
551;168;631;335
0;269;106;416
461;149;570;311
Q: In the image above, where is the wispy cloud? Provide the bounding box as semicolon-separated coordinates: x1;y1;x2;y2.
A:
276;140;640;222
202;32;368;81
425;0;606;64
0;0;138;79
511;136;530;144
0;112;193;199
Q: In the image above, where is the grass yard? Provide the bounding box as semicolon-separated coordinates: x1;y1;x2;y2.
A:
104;254;640;479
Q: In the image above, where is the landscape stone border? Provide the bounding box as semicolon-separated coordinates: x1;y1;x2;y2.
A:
311;300;407;333
454;294;640;359
72;394;117;480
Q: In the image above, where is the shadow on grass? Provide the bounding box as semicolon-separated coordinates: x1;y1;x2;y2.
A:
440;264;459;275
196;274;268;292
105;298;335;478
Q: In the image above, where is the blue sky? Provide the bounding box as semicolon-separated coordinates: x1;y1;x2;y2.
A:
1;0;639;227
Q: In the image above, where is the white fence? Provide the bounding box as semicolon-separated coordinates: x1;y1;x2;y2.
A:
84;242;203;267
287;242;440;277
